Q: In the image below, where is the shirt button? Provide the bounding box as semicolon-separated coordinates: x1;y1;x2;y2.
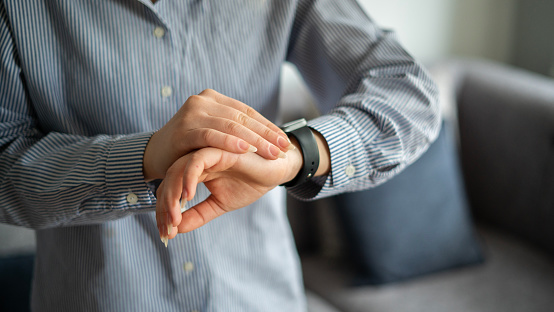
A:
345;164;356;177
161;86;172;98
183;262;194;273
153;26;165;38
126;193;138;204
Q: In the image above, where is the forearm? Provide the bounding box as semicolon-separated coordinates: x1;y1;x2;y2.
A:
286;0;441;200
303;66;440;199
0;132;156;229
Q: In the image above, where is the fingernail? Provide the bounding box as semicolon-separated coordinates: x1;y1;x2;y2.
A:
247;145;257;153
281;134;295;150
277;136;290;150
180;199;187;213
269;145;287;159
161;236;168;248
238;140;250;151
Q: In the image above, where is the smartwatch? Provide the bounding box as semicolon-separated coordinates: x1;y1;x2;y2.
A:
280;118;320;187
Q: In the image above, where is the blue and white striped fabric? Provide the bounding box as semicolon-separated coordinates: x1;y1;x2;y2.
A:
0;0;440;311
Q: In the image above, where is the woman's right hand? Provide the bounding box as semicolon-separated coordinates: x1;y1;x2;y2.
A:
143;89;292;181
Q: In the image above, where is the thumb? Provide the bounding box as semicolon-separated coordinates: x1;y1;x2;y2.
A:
177;195;226;233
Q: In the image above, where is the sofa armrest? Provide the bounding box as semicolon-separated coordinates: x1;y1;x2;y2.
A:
453;59;554;255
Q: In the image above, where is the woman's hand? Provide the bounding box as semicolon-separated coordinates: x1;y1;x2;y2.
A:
143;89;292;181
155;145;303;246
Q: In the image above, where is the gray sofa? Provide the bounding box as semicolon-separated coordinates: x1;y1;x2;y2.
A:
287;59;554;312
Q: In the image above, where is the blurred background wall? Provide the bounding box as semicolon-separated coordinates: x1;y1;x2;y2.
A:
358;0;554;76
357;0;517;64
281;0;553;121
354;0;554;76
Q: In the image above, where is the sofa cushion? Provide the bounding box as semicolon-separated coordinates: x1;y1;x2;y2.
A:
331;121;483;285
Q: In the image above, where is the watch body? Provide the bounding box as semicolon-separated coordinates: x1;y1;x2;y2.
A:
280;118;320;187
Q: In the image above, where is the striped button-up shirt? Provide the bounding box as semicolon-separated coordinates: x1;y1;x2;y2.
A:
0;0;440;311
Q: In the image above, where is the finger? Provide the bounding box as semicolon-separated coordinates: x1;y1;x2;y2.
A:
177;195;226;233
204;89;285;133
156;175;184;242
185;128;257;154
155;210;166;241
161;149;227;233
155;181;170;246
200;89;292;153
227;109;292;153
207;116;287;160
155;181;165;233
162;159;192;230
155;208;167;240
156;157;191;246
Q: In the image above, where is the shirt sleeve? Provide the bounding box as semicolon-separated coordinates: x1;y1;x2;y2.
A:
0;6;156;229
285;0;441;200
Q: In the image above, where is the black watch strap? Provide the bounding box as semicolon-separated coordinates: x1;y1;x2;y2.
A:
280;119;320;187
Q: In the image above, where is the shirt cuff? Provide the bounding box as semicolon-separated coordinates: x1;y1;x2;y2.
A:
105;132;156;210
286;114;369;200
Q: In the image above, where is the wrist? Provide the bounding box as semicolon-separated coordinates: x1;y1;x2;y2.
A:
143;131;161;182
281;137;303;185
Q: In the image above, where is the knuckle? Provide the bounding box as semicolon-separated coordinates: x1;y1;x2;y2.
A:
263;128;273;139
185;96;204;113
200;88;216;97
187;94;199;102
201;129;214;144
255;136;265;148
224;121;239;134
245;106;257;118
183;97;207;119
190;151;205;165
187;94;203;105
236;112;249;126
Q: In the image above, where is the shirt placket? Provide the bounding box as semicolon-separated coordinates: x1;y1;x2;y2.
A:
140;2;181;124
142;4;207;312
